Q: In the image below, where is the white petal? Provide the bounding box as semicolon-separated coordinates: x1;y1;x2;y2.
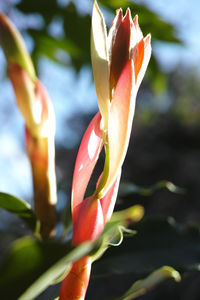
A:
101;60;135;197
91;0;110;130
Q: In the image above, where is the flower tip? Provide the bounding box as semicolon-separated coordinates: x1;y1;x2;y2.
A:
0;12;36;81
116;8;123;17
0;12;5;21
124;7;132;21
0;12;10;34
0;12;7;22
146;33;151;42
133;14;143;41
133;14;138;25
144;33;152;47
120;8;132;31
93;0;99;11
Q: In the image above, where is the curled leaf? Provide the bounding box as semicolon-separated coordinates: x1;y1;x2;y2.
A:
116;266;181;300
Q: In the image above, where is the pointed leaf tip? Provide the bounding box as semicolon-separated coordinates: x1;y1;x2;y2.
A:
119;266;181;300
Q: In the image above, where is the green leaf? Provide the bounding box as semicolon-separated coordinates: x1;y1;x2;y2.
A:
114;266;181;300
119;180;184;197
0;192;37;231
111;205;144;225
29;29;81;66
17;0;59;24
92;217;200;277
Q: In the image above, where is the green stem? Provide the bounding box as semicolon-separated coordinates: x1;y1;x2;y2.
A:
94;134;110;199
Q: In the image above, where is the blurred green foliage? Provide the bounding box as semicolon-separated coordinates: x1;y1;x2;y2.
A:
0;192;37;231
11;0;181;91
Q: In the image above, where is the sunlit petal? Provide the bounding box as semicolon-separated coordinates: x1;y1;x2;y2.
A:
110;9;132;92
72;197;104;245
133;15;143;43
91;0;110;130
103;60;135;195
136;34;151;89
71;112;103;213
131;39;145;82
107;8;123;60
59;256;92;300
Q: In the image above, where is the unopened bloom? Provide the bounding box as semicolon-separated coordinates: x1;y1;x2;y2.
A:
91;0;151;198
0;13;57;236
70;0;151;240
60;1;151;299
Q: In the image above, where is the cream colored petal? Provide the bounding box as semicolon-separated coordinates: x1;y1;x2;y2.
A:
101;60;135;196
134;15;144;42
91;0;110;130
128;15;142;56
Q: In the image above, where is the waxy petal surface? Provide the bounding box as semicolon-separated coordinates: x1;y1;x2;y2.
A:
132;38;144;82
59;256;92;300
135;34;151;89
107;9;123;61
103;60;135;196
71;112;103;213
110;9;131;92
91;0;110;129
133;15;143;44
72;197;104;245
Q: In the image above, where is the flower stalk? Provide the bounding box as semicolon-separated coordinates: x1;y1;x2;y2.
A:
0;13;57;237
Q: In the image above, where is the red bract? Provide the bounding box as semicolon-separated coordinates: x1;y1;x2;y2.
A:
60;0;151;299
59;256;92;300
71;112;103;213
